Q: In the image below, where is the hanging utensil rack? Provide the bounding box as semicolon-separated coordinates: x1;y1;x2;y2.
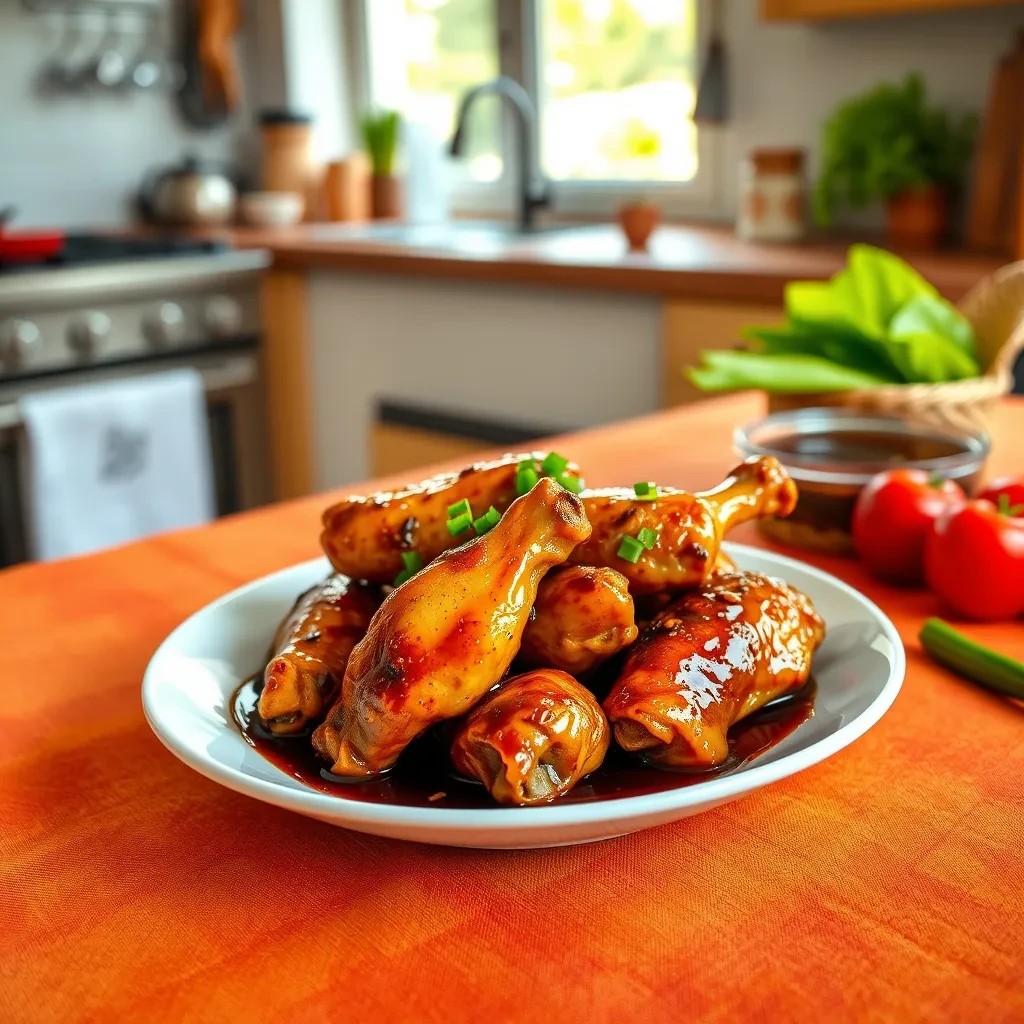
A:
22;0;162;13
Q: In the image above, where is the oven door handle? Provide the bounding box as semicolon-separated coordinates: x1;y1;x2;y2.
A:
0;356;258;431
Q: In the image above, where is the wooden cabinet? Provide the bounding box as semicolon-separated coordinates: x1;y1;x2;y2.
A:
662;299;783;408
371;423;492;478
761;0;1021;19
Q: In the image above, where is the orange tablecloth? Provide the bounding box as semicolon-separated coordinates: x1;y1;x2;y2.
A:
2;394;1022;1024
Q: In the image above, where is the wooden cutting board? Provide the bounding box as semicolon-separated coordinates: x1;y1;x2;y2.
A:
966;33;1024;254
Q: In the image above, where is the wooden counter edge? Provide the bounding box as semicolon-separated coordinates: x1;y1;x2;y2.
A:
268;247;806;305
266;245;995;304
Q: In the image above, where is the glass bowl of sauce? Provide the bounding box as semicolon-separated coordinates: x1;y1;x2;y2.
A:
735;408;990;553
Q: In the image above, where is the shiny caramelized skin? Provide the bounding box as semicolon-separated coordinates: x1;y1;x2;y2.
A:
319;452;581;584
633;548;740;629
573;456;797;595
604;571;824;770
451;669;610;805
519;566;638;676
312;478;591;777
258;575;381;735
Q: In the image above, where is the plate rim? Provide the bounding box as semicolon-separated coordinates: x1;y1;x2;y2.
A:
142;543;906;833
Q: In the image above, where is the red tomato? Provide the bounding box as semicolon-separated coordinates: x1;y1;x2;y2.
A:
978;476;1024;516
924;500;1024;621
851;469;965;585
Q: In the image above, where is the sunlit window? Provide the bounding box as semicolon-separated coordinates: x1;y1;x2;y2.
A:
537;0;698;182
366;0;502;181
363;0;704;201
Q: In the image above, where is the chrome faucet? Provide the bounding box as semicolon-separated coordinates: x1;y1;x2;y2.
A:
449;76;549;233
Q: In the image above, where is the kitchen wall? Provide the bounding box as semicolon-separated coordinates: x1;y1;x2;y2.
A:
301;0;1024;226
7;0;1021;230
0;2;262;228
713;1;1024;221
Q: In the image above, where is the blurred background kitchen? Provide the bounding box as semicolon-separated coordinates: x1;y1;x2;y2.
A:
2;0;1024;567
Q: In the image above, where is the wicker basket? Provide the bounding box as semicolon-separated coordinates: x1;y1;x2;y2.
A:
767;261;1024;436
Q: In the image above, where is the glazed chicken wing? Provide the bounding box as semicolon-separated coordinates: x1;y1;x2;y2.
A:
257;575;381;735
573;456;796;595
312;478;591;777
451;669;610;805
519;566;638;676
603;571;824;770
320;452;582;584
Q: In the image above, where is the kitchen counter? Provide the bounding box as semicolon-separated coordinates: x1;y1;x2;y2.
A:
174;220;1010;498
220;221;1002;303
3;391;1022;1022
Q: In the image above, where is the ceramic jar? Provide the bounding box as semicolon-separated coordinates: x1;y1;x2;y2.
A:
737;148;806;243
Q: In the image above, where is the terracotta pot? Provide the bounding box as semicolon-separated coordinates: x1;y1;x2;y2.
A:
886;184;947;250
617;202;660;251
371;175;402;220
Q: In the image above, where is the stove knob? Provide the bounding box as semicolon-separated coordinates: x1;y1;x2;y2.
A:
143;302;186;349
0;318;41;369
203;295;242;338
67;311;111;359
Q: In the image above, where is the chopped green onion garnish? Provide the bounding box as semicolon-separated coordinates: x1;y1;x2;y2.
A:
393;568;413;587
473;505;502;535
516;463;540;496
617;535;645;563
401;551;423;573
447;512;473;536
447;498;472;520
556;471;583;494
637;527;658;550
633;481;658;500
541;451;569;476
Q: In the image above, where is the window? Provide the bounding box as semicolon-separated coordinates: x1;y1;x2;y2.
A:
359;0;708;212
364;0;502;181
537;0;699;183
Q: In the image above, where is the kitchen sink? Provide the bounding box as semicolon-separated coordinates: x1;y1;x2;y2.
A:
334;220;596;250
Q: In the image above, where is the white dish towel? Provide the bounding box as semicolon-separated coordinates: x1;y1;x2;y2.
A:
20;369;215;560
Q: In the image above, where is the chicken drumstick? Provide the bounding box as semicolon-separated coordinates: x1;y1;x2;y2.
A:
519;566;638;676
570;456;796;594
603;571;824;770
451;668;610;805
312;478;591;777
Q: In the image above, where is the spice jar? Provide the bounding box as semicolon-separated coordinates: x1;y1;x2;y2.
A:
737;147;806;242
259;110;318;221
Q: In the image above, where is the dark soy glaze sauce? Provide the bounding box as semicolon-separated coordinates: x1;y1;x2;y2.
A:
232;676;816;809
770;429;967;464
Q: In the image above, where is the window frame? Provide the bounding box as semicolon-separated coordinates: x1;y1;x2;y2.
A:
351;0;719;219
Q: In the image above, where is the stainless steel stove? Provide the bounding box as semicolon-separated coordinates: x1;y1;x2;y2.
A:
0;235;271;566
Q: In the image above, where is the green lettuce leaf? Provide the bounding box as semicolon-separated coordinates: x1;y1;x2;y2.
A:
889;293;975;353
886;295;980;381
785;279;880;340
689;349;893;394
745;325;905;382
709;245;981;393
844;243;938;332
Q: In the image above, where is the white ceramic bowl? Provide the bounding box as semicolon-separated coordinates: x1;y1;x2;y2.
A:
238;190;304;227
142;545;905;849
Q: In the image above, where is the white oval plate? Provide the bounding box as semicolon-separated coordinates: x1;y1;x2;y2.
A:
143;544;905;849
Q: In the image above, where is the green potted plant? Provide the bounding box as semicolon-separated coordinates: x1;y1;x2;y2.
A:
360;109;402;219
814;74;976;249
